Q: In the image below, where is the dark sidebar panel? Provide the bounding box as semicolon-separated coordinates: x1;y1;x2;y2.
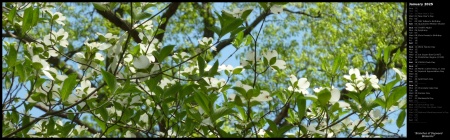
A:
407;1;449;139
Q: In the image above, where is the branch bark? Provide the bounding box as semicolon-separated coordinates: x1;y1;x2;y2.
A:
95;7;142;43
154;2;180;42
34;104;99;134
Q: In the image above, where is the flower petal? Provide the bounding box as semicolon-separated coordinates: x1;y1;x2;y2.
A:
270;5;283;14
330;88;341;104
133;55;151;69
297;78;310;89
42;70;55;81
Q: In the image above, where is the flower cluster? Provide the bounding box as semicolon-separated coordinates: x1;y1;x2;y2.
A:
343;68;380;92
287;75;310;95
241;50;286;71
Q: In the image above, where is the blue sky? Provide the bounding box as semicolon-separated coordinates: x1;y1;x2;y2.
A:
2;2;406;137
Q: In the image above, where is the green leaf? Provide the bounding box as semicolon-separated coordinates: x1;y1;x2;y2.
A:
7;45;17;67
15;64;26;82
212;107;235;121
221;10;235;21
259;2;269;10
164;82;181;99
31;8;40;27
234;94;244;106
230;27;246;38
373;98;386;109
222;19;244;37
97;106;109;121
60;74;78;101
93;117;106;131
232;86;246;95
296;96;306;120
11;107;19;124
155;29;165;35
232;67;243;74
158;45;175;61
384;78;399;97
142;3;156;11
386;94;396;111
345;91;359;102
207;60;219;77
109;2;119;9
61;122;75;136
101;69;117;94
329;102;340;113
93;3;109;11
21;7;34;35
207;26;221;37
396;109;406;128
136;12;152;21
120;83;142;94
317;89;331;106
383;46;391;64
266;119;278;134
232;31;244;47
320;58;327;72
347;99;361;112
358;86;371;103
153;86;164;98
188;108;202;123
278;125;294;137
122;107;133;121
47;117;56;135
216;126;230;137
130;44;140;55
105;125;120;134
269;57;276;66
8;7;17;24
194;90;210;115
392;86;406;103
197;56;206;76
145;74;162;91
240;9;253;20
331;55;341;74
272;2;290;6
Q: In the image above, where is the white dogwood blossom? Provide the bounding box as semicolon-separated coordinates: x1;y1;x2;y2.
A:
241;51;260;66
198;37;213;46
84;37;111;51
393;68;406;81
344;68;380;92
133;55;151;69
228;94;236;102
329;87;341;104
251;90;273;102
270;5;283;14
235;81;252;92
203;77;226;89
369;109;382;119
303;124;325;135
263;50;278;61
125;131;136;138
288;75;310;95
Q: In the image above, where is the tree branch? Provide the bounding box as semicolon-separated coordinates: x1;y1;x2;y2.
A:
94;5;142;43
34;104;99;135
193;2;215;39
211;10;271;60
283;8;322;18
154;2;180;42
